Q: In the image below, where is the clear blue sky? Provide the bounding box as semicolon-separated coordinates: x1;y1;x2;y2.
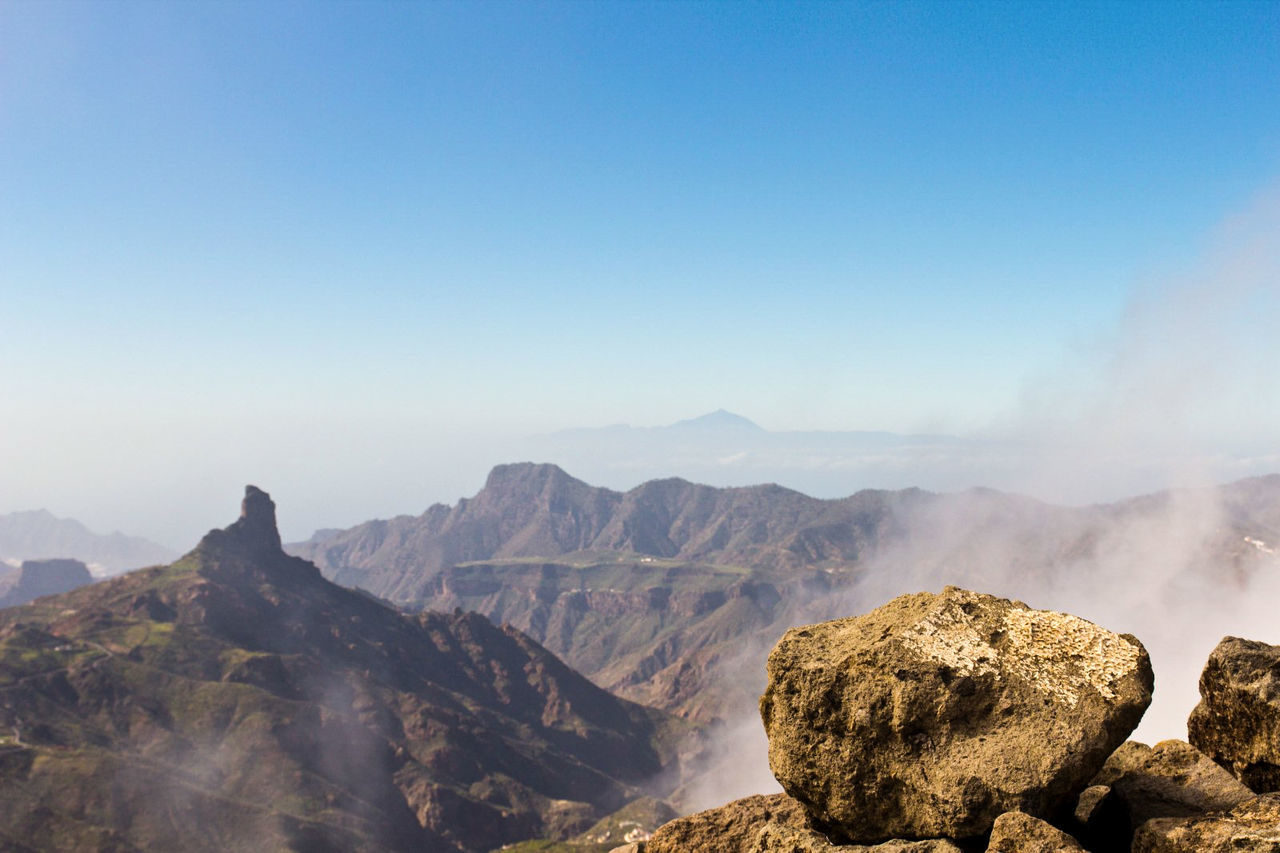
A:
2;0;1278;544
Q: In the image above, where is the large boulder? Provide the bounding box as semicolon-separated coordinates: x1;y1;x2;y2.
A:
646;793;810;853
1106;740;1253;832
1187;636;1280;792
759;587;1153;842
985;811;1086;852
1132;792;1280;851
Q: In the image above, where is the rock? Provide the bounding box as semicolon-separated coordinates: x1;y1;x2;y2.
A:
985;811;1085;852
646;793;810;853
1072;785;1126;852
749;823;963;852
759;587;1153;842
608;844;645;853
1187;636;1280;792
1107;739;1253;833
230;485;283;552
1132;792;1280;851
1090;741;1155;786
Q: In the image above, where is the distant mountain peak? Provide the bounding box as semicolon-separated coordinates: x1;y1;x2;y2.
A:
669;410;763;431
232;484;282;551
483;461;578;491
194;486;312;580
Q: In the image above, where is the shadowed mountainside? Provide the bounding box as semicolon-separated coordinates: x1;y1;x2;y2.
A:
0;487;689;852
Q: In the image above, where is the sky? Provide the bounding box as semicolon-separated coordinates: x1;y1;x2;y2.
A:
2;0;1279;546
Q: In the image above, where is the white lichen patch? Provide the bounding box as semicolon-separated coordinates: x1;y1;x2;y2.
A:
1001;607;1141;707
898;596;998;678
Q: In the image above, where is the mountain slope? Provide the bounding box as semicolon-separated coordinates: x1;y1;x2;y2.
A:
0;487;688;852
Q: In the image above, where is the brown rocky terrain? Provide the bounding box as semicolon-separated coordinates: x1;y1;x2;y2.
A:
288;466;1280;727
0;487;691;852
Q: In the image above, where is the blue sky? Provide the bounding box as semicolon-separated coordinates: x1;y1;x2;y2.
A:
2;1;1279;544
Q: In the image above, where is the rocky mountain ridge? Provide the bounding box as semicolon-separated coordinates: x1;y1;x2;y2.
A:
288;465;1280;726
0;487;691;852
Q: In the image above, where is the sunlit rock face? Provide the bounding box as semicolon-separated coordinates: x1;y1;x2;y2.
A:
759;587;1153;843
1188;636;1280;792
1131;793;1280;852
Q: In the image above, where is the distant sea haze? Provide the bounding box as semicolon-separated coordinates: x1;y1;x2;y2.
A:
523;410;1278;508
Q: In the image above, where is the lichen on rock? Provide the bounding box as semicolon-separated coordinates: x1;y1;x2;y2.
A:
759;586;1153;843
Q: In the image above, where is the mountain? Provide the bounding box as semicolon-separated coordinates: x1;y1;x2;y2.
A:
291;462;934;592
0;510;176;574
0;558;94;608
520;410;985;499
0;487;690;852
289;466;1280;729
667;409;765;432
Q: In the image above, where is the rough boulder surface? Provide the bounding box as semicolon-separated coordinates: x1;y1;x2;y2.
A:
985;811;1086;852
1103;740;1252;835
645;793;811;853
1131;792;1280;852
1187;636;1280;792
759;586;1153;842
749;823;964;852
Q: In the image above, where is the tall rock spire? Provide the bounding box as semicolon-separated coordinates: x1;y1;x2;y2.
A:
228;485;283;553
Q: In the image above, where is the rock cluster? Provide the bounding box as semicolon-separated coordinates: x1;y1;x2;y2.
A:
626;586;1280;852
760;587;1152;841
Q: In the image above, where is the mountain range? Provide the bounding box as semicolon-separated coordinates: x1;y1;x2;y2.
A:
0;510;176;575
0;487;691;852
290;464;1280;731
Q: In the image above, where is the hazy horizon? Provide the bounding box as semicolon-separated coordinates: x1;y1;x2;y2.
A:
4;1;1279;544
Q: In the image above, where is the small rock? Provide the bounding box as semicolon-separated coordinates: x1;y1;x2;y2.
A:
646;793;810;853
985;811;1085;852
1131;792;1280;851
1108;739;1253;833
759;587;1153;842
1071;785;1126;852
749;823;963;852
1090;741;1154;786
608;844;645;853
1187;636;1280;792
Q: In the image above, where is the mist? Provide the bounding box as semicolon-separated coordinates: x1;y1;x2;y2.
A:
682;185;1280;809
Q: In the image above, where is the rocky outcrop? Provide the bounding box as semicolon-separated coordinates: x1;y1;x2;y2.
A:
985;811;1085;852
759;587;1153;843
1101;740;1253;836
645;793;811;853
0;558;94;608
1187;636;1280;792
1131;792;1280;851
